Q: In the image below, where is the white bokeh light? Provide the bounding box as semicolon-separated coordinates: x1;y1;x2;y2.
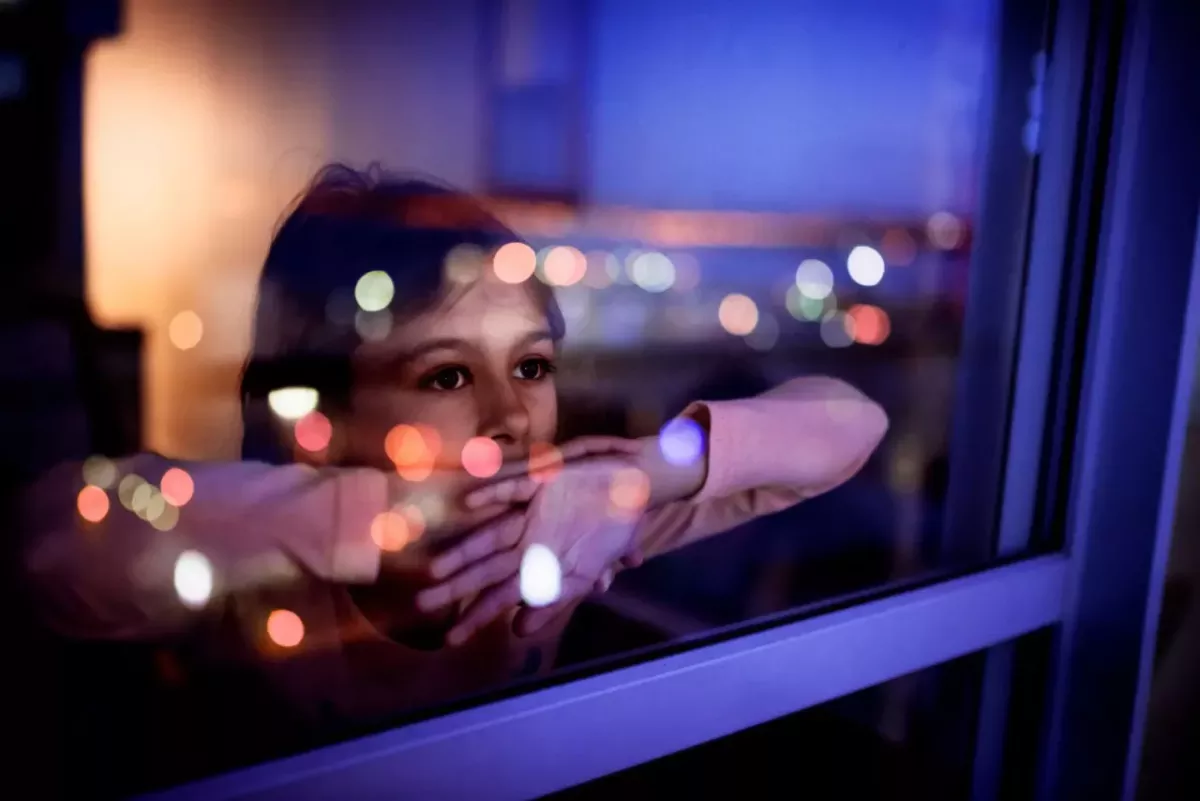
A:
795;259;834;299
847;246;886;287
520;544;562;608
267;387;319;420
354;270;395;311
174;550;213;609
630;252;676;293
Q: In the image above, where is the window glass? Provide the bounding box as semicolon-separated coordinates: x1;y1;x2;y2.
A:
16;0;1053;792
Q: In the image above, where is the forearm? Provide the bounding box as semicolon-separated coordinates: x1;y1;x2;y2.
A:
20;453;388;640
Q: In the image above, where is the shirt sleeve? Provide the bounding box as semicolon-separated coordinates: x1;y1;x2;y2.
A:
19;453;389;640
637;376;888;559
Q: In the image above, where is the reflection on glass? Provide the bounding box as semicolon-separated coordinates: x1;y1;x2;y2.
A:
14;0;1051;794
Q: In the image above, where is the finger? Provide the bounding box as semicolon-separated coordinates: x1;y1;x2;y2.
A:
446;578;524;647
428;513;525;580
417;548;524;611
620;548;645;569
593;568;615;593
463;476;538;510
557;436;643;461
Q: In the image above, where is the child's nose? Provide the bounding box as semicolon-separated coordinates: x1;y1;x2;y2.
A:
475;378;531;451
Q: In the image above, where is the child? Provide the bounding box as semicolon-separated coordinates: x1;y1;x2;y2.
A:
21;164;887;770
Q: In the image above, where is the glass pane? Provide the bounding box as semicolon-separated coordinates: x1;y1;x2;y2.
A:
12;0;1054;793
1137;350;1200;801
552;634;1053;801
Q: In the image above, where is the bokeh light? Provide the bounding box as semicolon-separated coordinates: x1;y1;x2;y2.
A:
583;251;615;288
847;246;886;287
354;270;395;312
543;246;587;287
795;259;834;299
847;304;892;345
160;467;194;506
386;424;441;481
174;550;213;609
77;485;109;523
519;544;562;608
266;609;305;648
718;294;759;336
149;502;180;532
117;474;144;510
927;211;965;250
294;411;333;453
168;310;204;350
529;442;564;484
669;253;701;293
371;511;411;552
82;455;118;489
461;437;502;479
821;311;854;348
493;242;537;284
267;387;319;421
881;228;918;266
444;243;485;285
130;482;155;516
630;251;676;293
745;311;780;351
355;310;393;342
609;467;651;516
658;418;705;467
786;284;827;321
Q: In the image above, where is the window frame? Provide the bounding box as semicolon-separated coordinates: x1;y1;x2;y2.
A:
140;0;1200;798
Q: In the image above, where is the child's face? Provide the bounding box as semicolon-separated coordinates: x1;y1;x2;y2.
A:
345;271;559;473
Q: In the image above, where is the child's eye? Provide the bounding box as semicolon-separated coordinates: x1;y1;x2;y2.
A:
420;366;471;391
514;357;556;381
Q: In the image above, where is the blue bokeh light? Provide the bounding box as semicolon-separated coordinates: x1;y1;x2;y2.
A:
658;417;705;467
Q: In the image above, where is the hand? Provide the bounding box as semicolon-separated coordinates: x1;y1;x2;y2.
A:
416;437;650;645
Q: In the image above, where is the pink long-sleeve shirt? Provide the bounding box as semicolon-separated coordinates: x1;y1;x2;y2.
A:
21;376;886;739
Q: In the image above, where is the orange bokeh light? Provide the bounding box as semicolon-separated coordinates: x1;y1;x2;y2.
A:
370;511;412;552
160;467;194;506
386;424;441;482
543;246;586;287
168;310;204;350
266;609;305;648
847;304;892;346
461;437;503;479
492;242;537;284
609;467;651;516
718;293;759;336
77;485;110;523
294;411;333;452
528;442;564;484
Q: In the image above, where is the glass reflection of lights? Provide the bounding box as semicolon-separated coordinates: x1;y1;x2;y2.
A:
294;411;333;452
718;293;759;336
268;387;320;421
168;310;204;350
630;251;677;293
520;544;562;608
77;485;110;523
658;417;705;467
821;310;854;348
493;242;537;284
847;246;886;287
354;270;395;312
795;259;834;300
174;550;213;609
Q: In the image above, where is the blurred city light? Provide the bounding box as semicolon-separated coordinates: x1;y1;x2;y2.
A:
267;387;319;421
355;270;395;312
266;609;305;648
543;245;587;286
630;251;676;293
718;293;759;335
821;310;854;347
174;550;213;609
294;411;333;453
160;467;194;506
927;211;965;250
461;437;502;478
520;544;562;608
168;310;204;350
493;242;537;284
82;455;118;489
795;259;834;299
847;246;886;286
658;417;705;467
77;485;109;523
